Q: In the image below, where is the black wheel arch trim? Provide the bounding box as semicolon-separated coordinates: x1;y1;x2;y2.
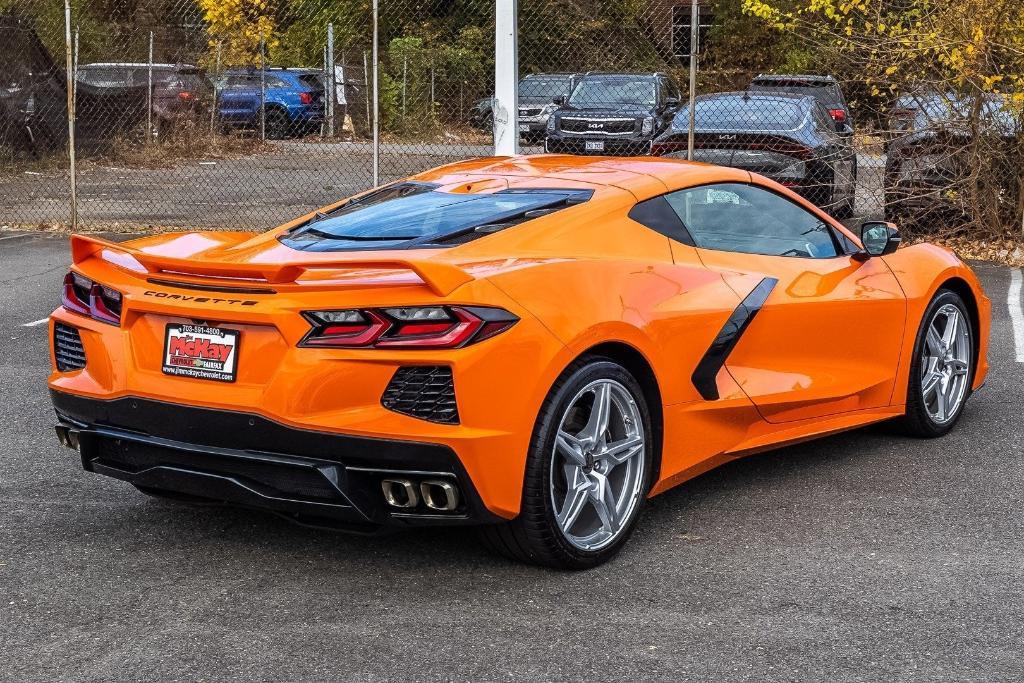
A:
691;277;778;401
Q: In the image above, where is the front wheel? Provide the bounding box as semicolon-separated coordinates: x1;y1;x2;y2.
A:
479;356;654;569
898;289;974;437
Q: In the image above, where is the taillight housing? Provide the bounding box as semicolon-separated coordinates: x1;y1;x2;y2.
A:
299;91;313;105
62;272;123;326
300;306;518;349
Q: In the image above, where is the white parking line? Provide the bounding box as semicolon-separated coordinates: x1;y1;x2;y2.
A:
21;318;49;328
0;234;31;242
1010;269;1024;363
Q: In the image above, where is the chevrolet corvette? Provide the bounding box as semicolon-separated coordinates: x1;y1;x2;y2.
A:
49;155;990;569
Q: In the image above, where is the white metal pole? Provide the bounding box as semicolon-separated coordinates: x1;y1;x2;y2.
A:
327;23;335;138
494;0;519;156
402;56;407;118
147;31;154;142
63;0;77;232
323;45;329;138
372;0;379;186
687;2;698;161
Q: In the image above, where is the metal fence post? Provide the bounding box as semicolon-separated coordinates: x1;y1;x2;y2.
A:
73;26;79;106
210;41;221;135
147;31;154;142
402;56;408;118
327;23;335;138
63;0;77;231
363;50;370;137
259;36;267;142
686;1;698;161
372;0;379;186
494;0;519;156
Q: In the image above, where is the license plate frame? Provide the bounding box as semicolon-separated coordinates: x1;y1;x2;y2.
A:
162;323;240;383
518;123;530;132
585;140;605;152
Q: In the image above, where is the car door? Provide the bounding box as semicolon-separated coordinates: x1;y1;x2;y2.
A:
665;182;906;423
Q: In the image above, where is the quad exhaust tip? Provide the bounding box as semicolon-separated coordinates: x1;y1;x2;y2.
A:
54;425;79;450
380;477;460;513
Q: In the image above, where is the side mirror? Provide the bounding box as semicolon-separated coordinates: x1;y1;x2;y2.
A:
856;221;901;259
552;94;566;106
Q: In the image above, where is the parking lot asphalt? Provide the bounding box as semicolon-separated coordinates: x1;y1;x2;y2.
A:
1;231;1022;682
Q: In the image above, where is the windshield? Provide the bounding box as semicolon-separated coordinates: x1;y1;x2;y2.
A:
678;96;807;131
568;77;657;108
520;76;571;99
281;183;593;251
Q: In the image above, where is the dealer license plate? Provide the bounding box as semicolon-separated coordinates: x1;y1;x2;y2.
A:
585;140;605;152
162;323;240;383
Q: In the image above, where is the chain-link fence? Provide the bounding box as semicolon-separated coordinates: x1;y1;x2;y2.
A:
1;0;1021;237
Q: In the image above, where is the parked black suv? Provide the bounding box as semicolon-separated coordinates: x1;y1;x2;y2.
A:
749;74;853;136
544;72;682;156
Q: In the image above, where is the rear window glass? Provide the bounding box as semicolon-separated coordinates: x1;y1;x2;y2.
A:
298;74;325;90
750;80;841;106
520;76;572;99
682;96;807;130
280;183;593;251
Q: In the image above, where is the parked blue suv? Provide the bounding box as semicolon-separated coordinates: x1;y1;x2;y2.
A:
216;68;326;138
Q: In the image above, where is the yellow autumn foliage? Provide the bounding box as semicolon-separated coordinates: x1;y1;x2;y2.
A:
197;0;282;66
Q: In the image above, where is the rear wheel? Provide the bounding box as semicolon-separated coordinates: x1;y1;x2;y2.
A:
265;108;290;139
479;357;654;569
897;289;974;437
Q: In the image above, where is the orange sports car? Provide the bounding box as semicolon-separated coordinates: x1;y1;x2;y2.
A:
49;155;990;569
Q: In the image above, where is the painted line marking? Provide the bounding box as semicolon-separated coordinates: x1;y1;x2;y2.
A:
0;234;32;242
21;318;49;328
1010;269;1024;363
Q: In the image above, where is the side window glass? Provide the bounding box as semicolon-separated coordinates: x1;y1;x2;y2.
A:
663;183;840;258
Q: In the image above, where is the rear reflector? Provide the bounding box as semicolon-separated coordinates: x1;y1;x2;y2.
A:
828;108;847;123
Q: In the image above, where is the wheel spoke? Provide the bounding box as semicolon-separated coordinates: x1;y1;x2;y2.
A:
942;309;960;347
948;359;969;376
555;430;587;467
556;465;590;532
578;383;612;448
934;379;948;421
921;370;942;398
599;435;644;467
926;324;944;356
588;472;618;533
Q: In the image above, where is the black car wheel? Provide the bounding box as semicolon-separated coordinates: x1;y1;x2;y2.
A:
479;356;655;569
265;108;290;139
897;289;974;437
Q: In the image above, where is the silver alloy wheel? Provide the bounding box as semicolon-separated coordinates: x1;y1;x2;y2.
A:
549;378;646;551
921;303;971;424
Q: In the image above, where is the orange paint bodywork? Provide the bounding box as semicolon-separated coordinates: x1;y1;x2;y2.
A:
48;155;991;519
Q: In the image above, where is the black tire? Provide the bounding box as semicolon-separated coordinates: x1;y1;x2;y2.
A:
264;108;290;139
478;356;655;570
896;289;974;437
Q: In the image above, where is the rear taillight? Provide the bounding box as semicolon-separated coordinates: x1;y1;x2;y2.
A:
62;272;123;326
300;306;518;349
299;92;313;105
178;91;194;101
828;108;847;124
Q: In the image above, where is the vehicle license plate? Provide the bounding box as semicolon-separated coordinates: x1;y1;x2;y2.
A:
162;323;240;382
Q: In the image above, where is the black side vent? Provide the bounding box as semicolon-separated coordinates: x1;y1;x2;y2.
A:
381;366;459;424
54;323;87;372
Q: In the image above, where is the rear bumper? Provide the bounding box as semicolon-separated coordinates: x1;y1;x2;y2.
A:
52;391;503;531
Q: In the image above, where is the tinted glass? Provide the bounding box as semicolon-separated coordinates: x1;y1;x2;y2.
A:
663;183;839;258
520;76;571;99
281;184;592;250
750;79;843;107
298;74;325;90
678;96;807;131
569;76;657;107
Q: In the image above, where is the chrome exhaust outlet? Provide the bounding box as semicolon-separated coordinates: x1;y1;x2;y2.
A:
380;479;419;509
54;425;80;450
420;479;460;512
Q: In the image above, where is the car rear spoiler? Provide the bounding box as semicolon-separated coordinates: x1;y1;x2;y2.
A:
70;234;474;296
